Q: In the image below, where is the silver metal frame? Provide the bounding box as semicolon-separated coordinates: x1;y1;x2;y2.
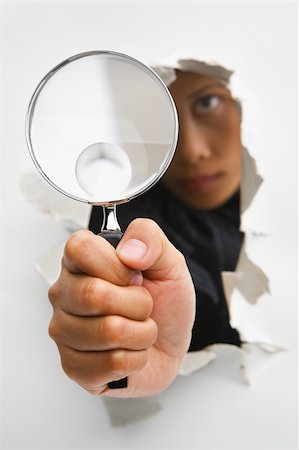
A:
25;50;179;206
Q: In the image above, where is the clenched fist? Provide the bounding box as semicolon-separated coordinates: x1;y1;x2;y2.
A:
48;218;195;397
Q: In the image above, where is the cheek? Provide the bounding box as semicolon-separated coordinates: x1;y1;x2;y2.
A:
214;114;242;162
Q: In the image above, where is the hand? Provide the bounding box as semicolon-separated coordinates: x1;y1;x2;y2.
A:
48;218;195;397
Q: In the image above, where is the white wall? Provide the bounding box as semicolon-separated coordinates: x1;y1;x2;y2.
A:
1;2;297;449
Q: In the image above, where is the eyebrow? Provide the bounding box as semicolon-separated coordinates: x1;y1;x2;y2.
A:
188;82;229;100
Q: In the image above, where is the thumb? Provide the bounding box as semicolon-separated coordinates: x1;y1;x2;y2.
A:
116;218;186;281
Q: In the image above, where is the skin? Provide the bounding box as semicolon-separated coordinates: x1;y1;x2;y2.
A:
48;71;242;396
164;71;242;209
49;219;196;397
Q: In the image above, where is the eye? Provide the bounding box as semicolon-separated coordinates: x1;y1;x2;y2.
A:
193;95;221;115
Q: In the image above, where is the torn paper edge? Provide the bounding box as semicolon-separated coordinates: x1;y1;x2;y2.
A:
20;172;92;232
153;56;283;383
21;55;283;387
180;342;286;386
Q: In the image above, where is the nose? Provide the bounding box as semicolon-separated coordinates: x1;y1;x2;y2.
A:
176;115;212;164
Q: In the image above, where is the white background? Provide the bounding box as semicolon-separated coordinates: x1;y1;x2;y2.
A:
1;1;298;449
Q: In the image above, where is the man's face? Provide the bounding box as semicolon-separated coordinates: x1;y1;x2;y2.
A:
162;70;242;209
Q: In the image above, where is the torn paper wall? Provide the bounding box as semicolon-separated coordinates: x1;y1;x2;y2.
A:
148;55;283;384
20;173;92;285
21;53;283;394
180;343;285;386
20;173;92;232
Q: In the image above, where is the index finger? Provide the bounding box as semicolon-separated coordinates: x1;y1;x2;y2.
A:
63;230;134;286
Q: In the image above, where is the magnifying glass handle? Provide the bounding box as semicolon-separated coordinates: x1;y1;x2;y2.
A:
98;230;128;390
99;231;123;248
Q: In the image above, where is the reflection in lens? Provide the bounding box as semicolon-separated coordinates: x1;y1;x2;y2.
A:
27;51;178;204
75;142;132;198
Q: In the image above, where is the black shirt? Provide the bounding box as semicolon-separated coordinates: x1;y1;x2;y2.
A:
89;182;243;351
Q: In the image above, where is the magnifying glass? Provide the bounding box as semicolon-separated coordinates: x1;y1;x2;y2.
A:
25;50;178;389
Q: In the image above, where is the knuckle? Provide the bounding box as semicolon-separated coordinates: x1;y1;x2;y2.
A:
100;316;125;345
83;386;106;396
48;317;60;341
60;357;78;381
57;346;84;383
81;278;101;312
140;287;154;317
69;366;102;391
147;318;159;345
129;286;152;318
48;314;64;343
106;260;129;285
64;231;92;262
108;350;130;375
64;235;78;261
108;350;148;378
48;282;60;305
56;346;104;390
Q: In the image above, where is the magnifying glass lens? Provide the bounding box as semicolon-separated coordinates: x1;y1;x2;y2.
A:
27;51;178;205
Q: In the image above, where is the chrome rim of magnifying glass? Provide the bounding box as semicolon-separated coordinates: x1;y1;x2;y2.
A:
25;50;179;206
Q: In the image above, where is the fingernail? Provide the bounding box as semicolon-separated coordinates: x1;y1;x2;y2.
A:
130;271;143;286
118;239;147;259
